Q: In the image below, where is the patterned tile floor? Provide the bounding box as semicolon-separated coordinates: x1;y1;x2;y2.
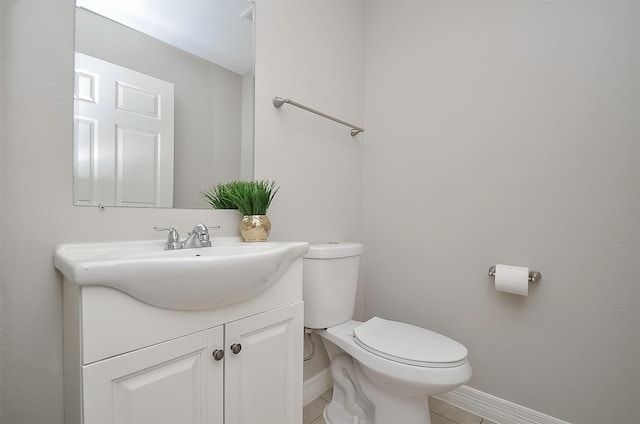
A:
303;389;498;424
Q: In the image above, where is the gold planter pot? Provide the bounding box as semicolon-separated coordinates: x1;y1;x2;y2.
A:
240;215;271;242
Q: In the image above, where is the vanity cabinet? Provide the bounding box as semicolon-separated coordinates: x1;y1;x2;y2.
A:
82;303;302;424
62;257;305;424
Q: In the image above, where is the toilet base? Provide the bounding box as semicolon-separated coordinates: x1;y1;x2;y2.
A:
355;360;432;424
324;353;374;423
323;401;373;424
323;390;433;424
322;380;433;424
322;353;433;424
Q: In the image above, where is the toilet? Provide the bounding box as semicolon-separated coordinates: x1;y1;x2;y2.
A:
303;243;472;424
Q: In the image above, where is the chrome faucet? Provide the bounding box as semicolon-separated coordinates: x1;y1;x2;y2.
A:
153;226;181;250
154;223;214;250
182;223;212;248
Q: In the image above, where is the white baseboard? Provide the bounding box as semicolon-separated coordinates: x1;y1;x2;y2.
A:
436;385;570;424
303;368;333;406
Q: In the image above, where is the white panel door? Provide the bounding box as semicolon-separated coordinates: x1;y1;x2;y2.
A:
224;302;304;424
82;326;224;424
74;53;174;207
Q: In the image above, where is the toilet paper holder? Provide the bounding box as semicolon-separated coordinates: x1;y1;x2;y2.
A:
488;266;542;283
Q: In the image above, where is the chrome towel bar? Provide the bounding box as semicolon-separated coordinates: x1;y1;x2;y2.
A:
272;97;365;136
488;265;542;283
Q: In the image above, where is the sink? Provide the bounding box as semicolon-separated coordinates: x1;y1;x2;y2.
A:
54;238;309;310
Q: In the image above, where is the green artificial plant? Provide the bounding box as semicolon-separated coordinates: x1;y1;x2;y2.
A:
200;181;242;209
201;180;279;216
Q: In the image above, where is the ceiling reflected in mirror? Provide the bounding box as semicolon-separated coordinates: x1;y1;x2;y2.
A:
76;0;254;75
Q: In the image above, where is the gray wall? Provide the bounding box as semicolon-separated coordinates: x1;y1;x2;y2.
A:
1;1;639;423
252;0;365;379
363;2;640;423
75;8;243;208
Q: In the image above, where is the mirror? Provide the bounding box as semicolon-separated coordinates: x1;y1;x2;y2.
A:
73;0;254;209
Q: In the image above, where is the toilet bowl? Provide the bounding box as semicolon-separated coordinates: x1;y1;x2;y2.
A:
319;319;471;423
303;243;472;424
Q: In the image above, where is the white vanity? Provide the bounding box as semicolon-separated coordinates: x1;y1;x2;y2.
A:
55;239;309;424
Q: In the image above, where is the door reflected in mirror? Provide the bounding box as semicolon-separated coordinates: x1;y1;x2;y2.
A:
73;0;254;209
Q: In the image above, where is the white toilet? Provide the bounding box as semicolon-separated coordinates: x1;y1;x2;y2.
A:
303;242;472;424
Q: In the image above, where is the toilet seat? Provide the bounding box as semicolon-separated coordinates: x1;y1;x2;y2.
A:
353;317;468;368
319;319;472;396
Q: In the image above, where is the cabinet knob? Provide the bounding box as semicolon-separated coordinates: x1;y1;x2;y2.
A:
230;343;242;354
212;349;224;361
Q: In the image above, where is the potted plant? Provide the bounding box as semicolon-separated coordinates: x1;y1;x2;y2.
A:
201;180;279;242
200;181;242;210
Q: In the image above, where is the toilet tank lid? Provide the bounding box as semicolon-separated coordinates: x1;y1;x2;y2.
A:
304;242;362;259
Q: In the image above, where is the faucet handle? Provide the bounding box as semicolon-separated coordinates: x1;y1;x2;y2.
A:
192;223;212;247
193;223;208;233
154;226;181;250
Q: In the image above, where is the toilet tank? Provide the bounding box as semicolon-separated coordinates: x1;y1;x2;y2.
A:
303;242;362;329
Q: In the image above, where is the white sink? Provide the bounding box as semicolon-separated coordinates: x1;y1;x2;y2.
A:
54;238;309;310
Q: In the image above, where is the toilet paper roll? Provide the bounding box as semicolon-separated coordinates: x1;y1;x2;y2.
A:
494;264;529;296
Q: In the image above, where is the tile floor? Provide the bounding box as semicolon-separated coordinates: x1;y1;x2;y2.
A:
303;389;498;424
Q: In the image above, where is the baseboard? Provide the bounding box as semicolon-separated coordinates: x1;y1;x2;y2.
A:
303;368;333;406
436;385;570;424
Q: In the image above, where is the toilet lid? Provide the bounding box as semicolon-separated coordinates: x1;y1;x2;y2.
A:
353;317;468;368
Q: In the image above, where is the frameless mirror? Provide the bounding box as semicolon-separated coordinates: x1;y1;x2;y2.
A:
73;0;254;209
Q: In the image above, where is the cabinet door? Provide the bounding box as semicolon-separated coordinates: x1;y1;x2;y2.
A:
82;326;224;424
224;302;304;424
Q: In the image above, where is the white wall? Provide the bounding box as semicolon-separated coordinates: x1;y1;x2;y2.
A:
363;2;640;423
254;0;365;243
253;0;365;378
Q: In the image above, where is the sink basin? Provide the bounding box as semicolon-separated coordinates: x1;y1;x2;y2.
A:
54;238;309;310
